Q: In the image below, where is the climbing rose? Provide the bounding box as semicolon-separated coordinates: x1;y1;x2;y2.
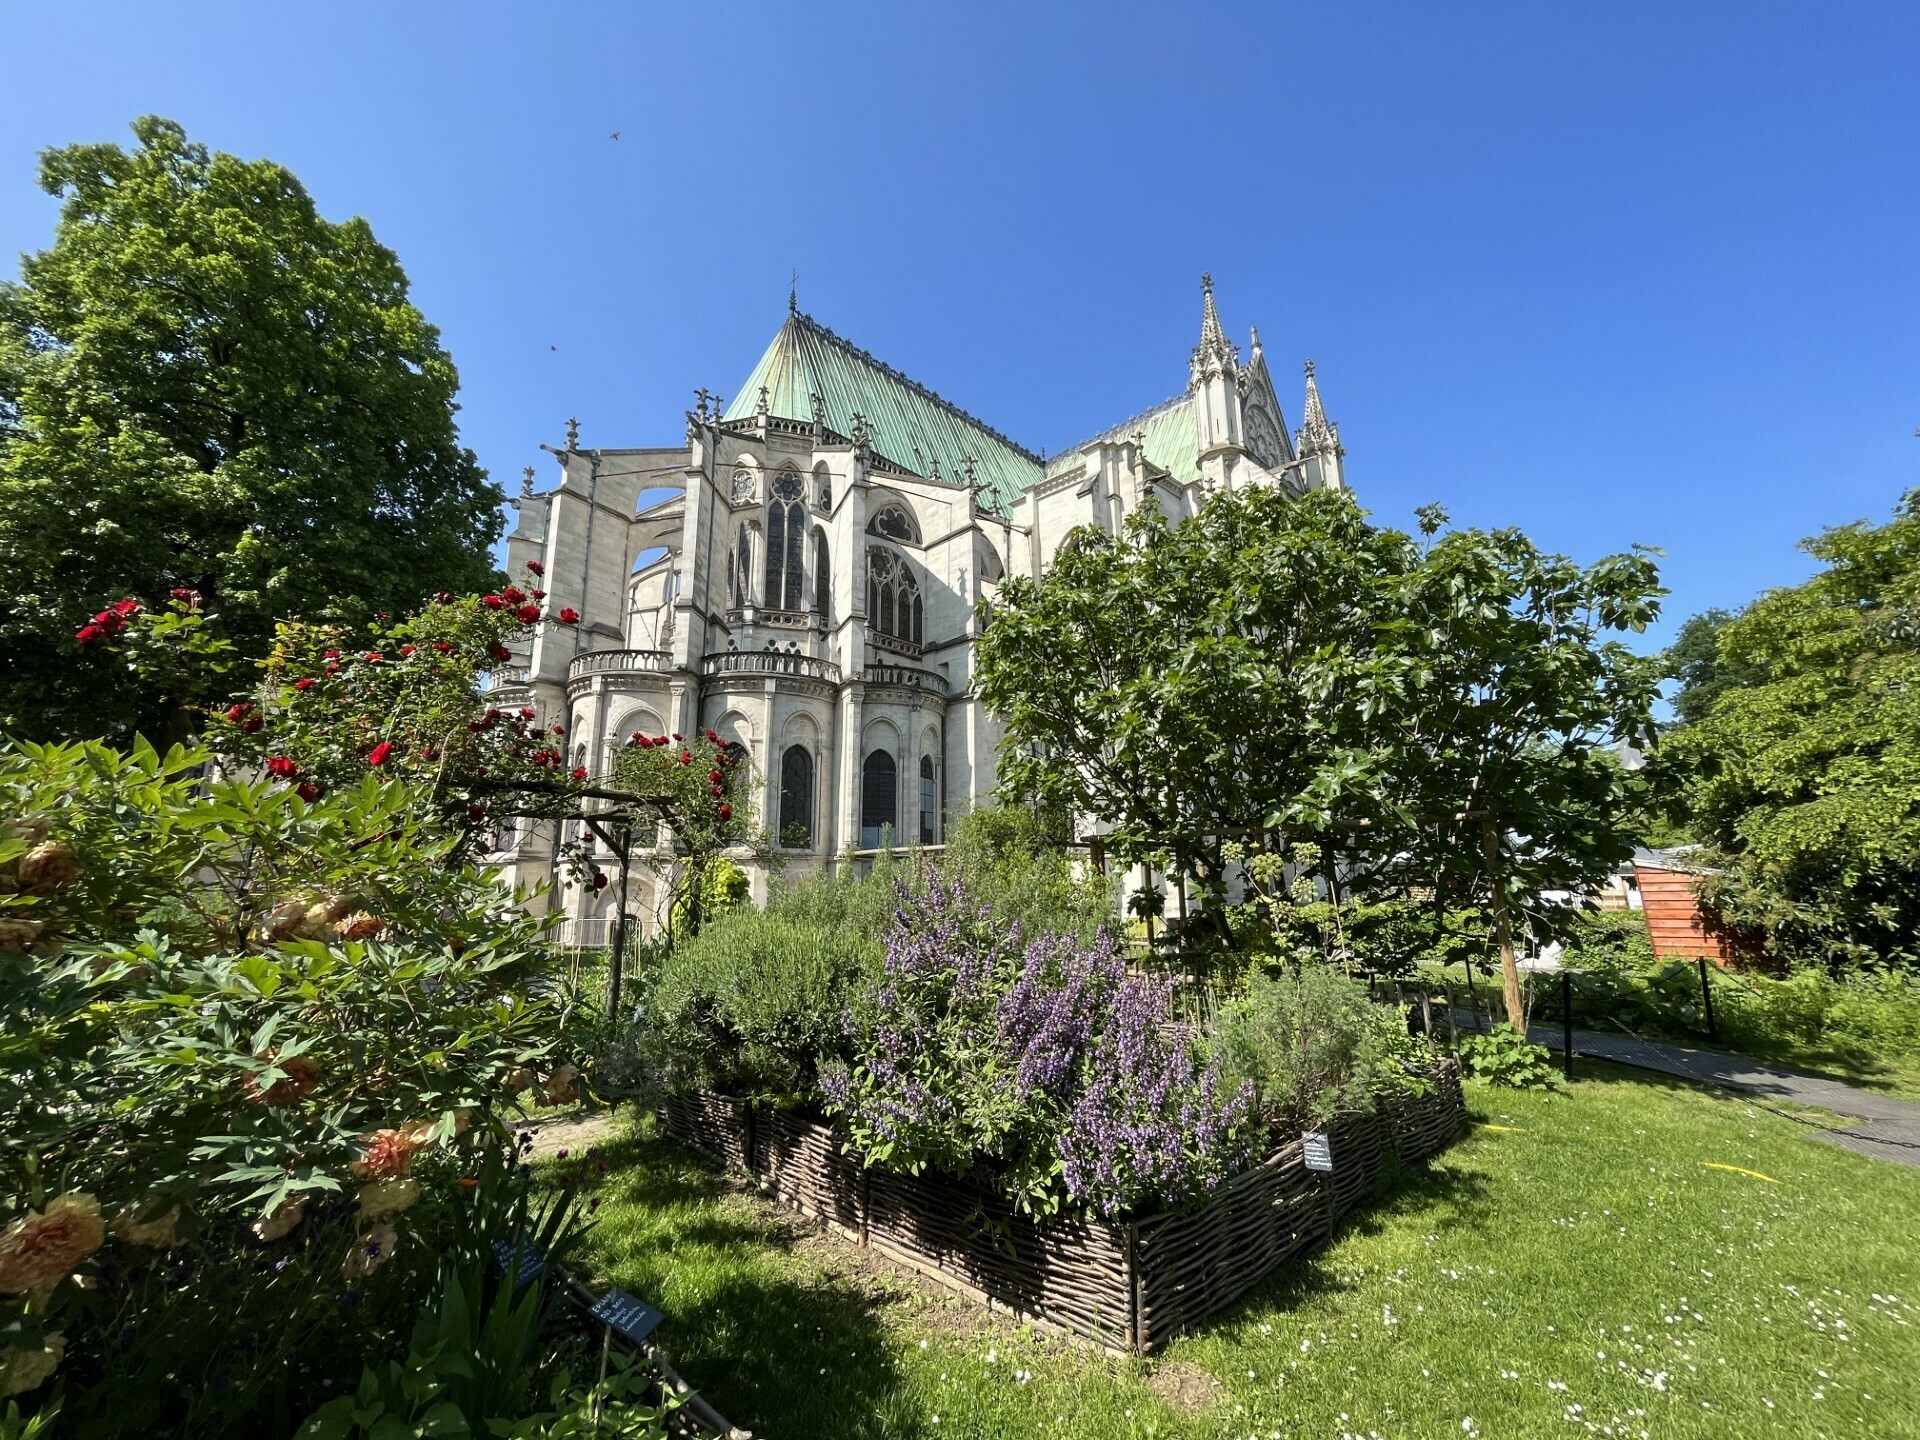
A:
433;641;454;654
571;767;588;780
266;757;300;779
399;644;415;656
480;594;505;610
293;677;316;692
501;586;527;605
467;805;485;821
719;804;732;820
0;1194;104;1298
323;649;342;660
516;604;541;625
363;651;382;664
680;751;691;765
527;560;544;576
531;589;547;600
367;742;395;767
590;872;608;892
74;624;106;645
296;782;324;803
557;608;580;625
111;599;139;617
487;642;512;662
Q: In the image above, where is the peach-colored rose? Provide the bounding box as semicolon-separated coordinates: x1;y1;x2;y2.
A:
0;918;42;952
333;912;387;942
301;893;358;939
539;1064;581;1106
0;1194;104;1299
342;1222;399;1279
1;1333;65;1397
245;1053;322;1107
500;1067;536;1096
355;1178;421;1221
111;1199;183;1248
352;1122;434;1178
252;898;309;944
251;1195;309;1242
17;841;79;894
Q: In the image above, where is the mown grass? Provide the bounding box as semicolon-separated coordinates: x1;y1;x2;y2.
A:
575;1065;1920;1439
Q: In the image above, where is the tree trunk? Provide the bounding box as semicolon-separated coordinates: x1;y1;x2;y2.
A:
1479;820;1526;1033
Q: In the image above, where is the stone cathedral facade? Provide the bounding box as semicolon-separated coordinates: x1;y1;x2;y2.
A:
491;278;1347;942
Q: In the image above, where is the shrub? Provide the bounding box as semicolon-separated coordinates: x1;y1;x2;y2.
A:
0;739;592;1433
819;871;1251;1218
1209;963;1431;1126
645;910;880;1105
1460;1029;1562;1089
1558;908;1655;973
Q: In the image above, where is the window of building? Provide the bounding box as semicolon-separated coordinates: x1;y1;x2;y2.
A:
866;505;917;543
735;523;754;606
919;755;936;845
813;529;830;619
860;749;896;849
780;745;814;849
765;472;807;611
865;548;923;647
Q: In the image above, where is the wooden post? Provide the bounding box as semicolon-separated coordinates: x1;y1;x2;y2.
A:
606;822;634;1021
1561;969;1574;1081
1479;820;1526;1033
1442;981;1461;1050
1420;986;1437;1048
1698;958;1719;1043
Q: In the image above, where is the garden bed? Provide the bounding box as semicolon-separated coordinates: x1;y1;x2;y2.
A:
660;1059;1466;1353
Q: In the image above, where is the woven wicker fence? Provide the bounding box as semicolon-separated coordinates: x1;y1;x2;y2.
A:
660;1058;1466;1353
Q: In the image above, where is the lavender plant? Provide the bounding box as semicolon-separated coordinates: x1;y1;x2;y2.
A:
820;871;1252;1218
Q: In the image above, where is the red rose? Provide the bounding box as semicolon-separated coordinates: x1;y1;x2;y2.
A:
324;649;342;660
266;757;300;779
719;804;733;820
226;703;251;723
480;595;505;610
704;728;718;743
707;769;723;783
487;643;512;662
293;677;316;692
571;767;587;780
433;590;453;604
673;732;683;742
502;587;527;605
433;641;453;654
112;599;140;617
527;561;544;576
420;746;439;760
519;707;535;719
364;652;382;664
243;715;263;733
399;645;415;657
531;589;547;600
75;623;106;645
517;604;542;625
557;608;580;625
590;872;608;892
324;664;340;677
467;805;485;821
367;741;395;767
296;781;324;802
551;724;566;737
680;751;691;765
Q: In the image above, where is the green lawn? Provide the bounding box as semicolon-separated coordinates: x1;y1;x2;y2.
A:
576;1066;1920;1439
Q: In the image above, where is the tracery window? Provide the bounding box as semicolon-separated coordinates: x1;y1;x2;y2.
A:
780;745;814;849
765;472;807;611
813;529;831;620
866;505;917;543
735;523;754;606
865;548;922;646
919;755;937;846
860;750;896;849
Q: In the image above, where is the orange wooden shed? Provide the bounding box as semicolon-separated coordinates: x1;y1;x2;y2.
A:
1632;849;1751;969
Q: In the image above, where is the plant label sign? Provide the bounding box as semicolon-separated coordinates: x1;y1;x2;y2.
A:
1301;1131;1333;1172
590;1287;665;1346
491;1238;546;1286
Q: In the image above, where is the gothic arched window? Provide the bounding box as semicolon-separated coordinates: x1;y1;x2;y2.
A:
813;529;831;620
860;749;896;849
735;523;754;606
765;471;807;611
919;754;937;845
865;548;922;648
780;745;814;849
866;505;917;543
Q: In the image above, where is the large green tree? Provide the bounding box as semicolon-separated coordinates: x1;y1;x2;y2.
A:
1658;491;1920;971
0;116;502;743
975;487;1663;1029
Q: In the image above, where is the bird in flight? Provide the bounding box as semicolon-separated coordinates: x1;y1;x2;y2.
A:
609;131;621;141
550;345;557;352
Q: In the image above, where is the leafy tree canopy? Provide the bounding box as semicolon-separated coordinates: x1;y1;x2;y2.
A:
1657;490;1920;971
975;486;1663;1028
0;116;502;743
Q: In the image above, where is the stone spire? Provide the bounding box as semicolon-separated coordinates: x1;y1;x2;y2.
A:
1298;359;1341;455
1189;273;1240;390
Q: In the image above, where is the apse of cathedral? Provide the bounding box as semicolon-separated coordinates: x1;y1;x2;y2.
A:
492;278;1346;939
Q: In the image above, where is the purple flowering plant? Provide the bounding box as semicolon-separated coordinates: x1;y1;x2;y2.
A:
819;869;1253;1218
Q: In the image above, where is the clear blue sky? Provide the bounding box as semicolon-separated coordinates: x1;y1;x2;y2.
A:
4;2;1916;652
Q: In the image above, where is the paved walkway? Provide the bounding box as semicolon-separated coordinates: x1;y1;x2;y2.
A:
1524;1021;1920;1170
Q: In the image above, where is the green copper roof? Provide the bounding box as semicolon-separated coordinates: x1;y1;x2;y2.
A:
1048;393;1200;485
725;311;1043;512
